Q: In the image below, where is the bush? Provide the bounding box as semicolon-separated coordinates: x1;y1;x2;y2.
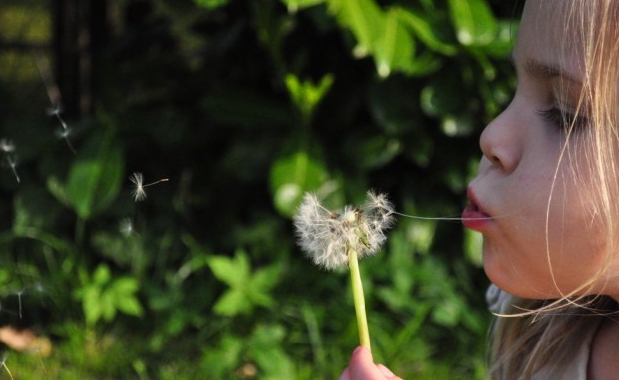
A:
0;0;519;378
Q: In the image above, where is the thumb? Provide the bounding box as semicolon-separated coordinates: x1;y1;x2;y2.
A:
349;346;400;379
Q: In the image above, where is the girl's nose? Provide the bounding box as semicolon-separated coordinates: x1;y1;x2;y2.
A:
479;101;522;174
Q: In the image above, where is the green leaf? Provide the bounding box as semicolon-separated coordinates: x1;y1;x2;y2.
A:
447;0;497;46
280;0;325;13
64;123;124;220
269;151;328;217
213;289;251;316
395;7;456;56
464;228;483;266
207;252;250;288
285;74;334;121
111;277;140;294
46;176;70;206
77;265;143;325
327;0;383;57
82;286;102;325
209;251;281;316
483;20;518;58
114;294;144;317
93;264;112;285
248;325;295;379
100;290;117;321
249;264;281;293
246;265;280;307
373;8;415;78
194;0;230;9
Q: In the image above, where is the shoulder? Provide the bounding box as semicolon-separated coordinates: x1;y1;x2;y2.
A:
588;317;619;380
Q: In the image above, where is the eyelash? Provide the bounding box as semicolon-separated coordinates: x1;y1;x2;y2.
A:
537;107;589;132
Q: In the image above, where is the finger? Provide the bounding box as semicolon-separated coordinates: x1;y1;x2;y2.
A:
349;346;387;379
377;364;402;379
338;367;350;380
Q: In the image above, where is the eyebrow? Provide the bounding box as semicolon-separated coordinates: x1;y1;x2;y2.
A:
516;55;582;86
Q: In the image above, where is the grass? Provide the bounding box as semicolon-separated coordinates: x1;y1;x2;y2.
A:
1;322;488;379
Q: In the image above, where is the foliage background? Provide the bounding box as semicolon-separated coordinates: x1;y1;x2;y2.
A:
0;0;520;378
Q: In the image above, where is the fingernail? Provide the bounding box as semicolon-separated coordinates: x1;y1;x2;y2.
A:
377;364;395;378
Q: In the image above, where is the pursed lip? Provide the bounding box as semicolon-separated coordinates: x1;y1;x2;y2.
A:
462;187;492;230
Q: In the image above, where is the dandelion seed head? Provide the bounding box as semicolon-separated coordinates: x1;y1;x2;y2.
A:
293;191;396;271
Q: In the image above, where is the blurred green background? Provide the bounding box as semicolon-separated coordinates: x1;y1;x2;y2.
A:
0;0;520;378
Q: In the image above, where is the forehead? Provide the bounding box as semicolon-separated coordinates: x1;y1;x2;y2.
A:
515;0;585;77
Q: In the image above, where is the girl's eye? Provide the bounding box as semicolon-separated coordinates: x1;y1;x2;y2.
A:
537;107;589;132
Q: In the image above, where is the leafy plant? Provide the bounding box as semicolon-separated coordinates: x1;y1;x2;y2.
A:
0;0;519;377
207;249;281;317
74;264;143;327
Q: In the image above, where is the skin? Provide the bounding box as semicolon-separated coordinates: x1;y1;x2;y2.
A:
338;347;402;380
341;0;619;378
471;0;613;300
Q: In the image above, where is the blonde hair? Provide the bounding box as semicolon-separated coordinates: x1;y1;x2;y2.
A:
489;1;619;378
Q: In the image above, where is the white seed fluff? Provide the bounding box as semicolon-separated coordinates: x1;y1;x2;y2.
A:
293;190;396;270
130;172;147;201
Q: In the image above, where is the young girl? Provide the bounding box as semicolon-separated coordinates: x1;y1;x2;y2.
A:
339;0;619;379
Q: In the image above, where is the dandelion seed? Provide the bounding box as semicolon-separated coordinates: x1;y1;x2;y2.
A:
0;139;15;153
0;353;13;380
130;173;147;201
34;52;76;154
14;290;24;319
5;155;20;184
119;217;135;237
46;104;63;117
54;124;76;154
293;190;395;270
129;172;169;202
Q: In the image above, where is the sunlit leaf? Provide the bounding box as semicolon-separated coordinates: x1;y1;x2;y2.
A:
447;0;497;46
207;252;249;289
208;251;280;316
327;0;383;57
269;151;328;217
215;289;250;316
285;74;334;121
373;8;414;78
280;0;325;13
464;228;483;266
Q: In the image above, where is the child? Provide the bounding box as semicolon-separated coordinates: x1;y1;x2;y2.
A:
339;0;619;379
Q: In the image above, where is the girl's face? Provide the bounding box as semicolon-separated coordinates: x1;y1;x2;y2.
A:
464;0;619;300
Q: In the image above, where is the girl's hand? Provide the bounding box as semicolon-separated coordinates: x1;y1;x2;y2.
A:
338;346;403;380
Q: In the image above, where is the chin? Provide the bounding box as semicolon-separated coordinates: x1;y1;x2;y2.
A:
482;255;539;299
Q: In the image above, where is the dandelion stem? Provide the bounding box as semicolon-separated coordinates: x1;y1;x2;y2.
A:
348;247;371;351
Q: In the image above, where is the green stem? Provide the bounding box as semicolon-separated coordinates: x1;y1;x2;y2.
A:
348;248;371;351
